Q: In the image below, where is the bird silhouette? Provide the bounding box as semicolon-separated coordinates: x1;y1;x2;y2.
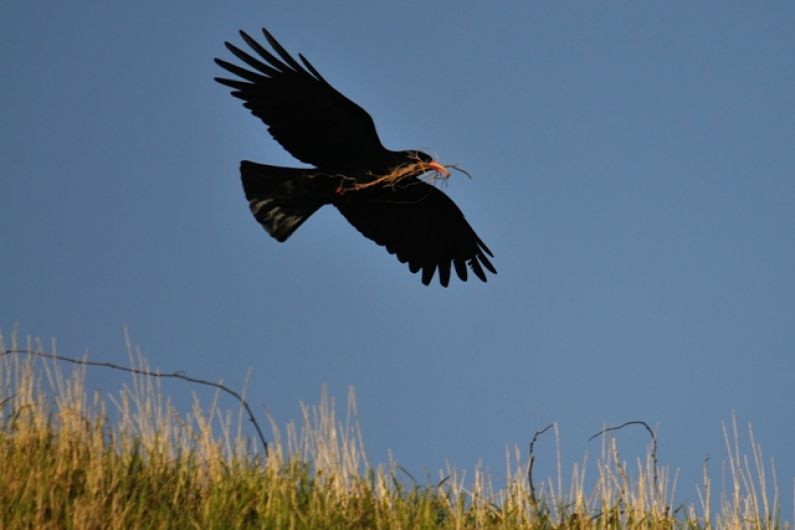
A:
215;28;495;286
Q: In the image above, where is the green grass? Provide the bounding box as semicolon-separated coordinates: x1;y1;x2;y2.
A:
0;331;788;529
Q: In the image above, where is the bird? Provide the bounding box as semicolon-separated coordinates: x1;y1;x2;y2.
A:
214;28;496;286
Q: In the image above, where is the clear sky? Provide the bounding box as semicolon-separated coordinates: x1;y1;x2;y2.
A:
2;0;794;517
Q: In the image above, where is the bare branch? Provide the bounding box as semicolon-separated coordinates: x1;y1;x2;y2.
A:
1;348;268;455
589;420;657;491
528;423;554;505
0;394;15;410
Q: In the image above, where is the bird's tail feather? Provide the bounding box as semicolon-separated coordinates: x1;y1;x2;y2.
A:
240;161;325;242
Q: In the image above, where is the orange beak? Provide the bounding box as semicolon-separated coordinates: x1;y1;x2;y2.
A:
428;160;451;177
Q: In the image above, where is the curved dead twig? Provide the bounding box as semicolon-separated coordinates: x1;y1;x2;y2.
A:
528;423;555;505
588;420;658;492
1;348;268;455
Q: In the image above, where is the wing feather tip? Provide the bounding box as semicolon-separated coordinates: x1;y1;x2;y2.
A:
479;252;497;275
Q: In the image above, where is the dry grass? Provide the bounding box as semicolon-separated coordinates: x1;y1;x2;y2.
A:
0;330;789;529
333;154;454;194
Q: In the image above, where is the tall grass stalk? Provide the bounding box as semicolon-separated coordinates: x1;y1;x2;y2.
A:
0;332;789;529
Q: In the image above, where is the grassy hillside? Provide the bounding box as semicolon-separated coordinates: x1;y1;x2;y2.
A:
0;332;787;529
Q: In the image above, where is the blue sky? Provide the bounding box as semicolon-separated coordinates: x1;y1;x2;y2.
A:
2;1;794;517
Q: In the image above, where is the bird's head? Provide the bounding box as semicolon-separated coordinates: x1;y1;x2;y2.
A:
366;150;452;191
406;150;451;178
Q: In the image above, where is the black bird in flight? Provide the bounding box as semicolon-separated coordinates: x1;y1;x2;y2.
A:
214;28;495;286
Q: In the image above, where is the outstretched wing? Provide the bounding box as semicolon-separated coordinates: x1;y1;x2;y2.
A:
215;29;387;169
334;181;496;287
